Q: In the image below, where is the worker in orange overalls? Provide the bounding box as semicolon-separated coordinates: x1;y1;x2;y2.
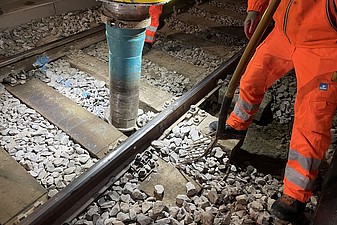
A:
209;0;337;221
143;4;163;54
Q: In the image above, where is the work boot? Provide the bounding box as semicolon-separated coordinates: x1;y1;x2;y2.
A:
271;194;306;221
209;121;247;140
142;42;153;55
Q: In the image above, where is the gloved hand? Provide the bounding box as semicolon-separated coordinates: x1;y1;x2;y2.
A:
244;10;260;39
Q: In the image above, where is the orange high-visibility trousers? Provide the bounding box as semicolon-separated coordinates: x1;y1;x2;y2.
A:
145;5;163;44
227;28;337;202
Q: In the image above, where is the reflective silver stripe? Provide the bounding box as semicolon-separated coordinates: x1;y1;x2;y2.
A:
145;36;154;41
233;103;251;122
237;97;259;111
285;166;316;190
288;149;321;171
283;0;294;43
326;0;337;31
146;26;158;32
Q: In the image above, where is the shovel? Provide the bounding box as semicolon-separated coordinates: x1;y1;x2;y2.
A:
197;0;281;161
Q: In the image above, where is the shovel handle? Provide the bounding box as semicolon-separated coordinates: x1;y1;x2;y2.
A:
217;0;280;137
226;0;281;98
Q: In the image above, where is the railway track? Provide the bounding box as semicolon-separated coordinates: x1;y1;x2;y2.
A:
0;0;335;225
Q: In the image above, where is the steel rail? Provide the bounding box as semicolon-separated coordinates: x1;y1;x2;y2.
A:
19;49;243;225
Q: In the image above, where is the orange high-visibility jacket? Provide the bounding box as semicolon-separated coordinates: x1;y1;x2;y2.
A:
248;0;337;47
145;5;163;43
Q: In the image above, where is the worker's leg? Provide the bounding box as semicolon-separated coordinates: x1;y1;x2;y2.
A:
226;29;295;130
145;5;163;44
283;47;337;203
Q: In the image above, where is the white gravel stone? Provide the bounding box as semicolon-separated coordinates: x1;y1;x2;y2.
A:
186;182;197;197
129;204;141;221
236;195;249;205
110;203;120;217
120;202;130;213
48;189;58;198
176;194;190;207
152;201;168;218
137;214;152;225
141;202;153;214
131;189;145;200
116;212;130;222
207;190;220;204
78;154;90;164
199;211;214;225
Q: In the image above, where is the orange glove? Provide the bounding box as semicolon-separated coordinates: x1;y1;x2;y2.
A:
244;10;260;39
